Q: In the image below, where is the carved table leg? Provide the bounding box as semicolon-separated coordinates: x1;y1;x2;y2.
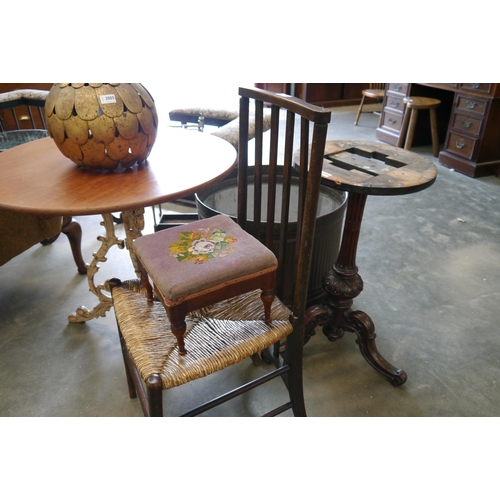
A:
68;208;145;323
305;193;407;386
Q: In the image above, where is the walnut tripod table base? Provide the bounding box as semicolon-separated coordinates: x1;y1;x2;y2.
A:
305;192;407;385
299;140;438;386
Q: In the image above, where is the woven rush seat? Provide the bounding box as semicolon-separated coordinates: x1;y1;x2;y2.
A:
133;214;278;355
112;281;292;391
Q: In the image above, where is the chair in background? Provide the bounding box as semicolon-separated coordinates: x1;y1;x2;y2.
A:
0;90;86;274
0;88;48;132
155;103;273;229
109;86;332;416
354;83;386;126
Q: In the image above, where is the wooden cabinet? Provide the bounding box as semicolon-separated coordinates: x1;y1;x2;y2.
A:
255;83;369;107
0;83;52;131
439;84;500;177
376;83;500;177
376;83;409;145
255;83;291;94
294;83;368;107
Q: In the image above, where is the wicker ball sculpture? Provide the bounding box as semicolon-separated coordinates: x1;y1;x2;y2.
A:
45;83;158;169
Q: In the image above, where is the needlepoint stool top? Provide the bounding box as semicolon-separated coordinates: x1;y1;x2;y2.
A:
133;214;278;304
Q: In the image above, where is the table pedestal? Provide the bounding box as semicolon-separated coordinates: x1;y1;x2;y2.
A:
68;208;145;323
304;192;408;386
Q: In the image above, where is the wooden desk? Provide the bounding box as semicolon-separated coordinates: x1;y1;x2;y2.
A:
376;83;500;178
0;129;237;322
302;140;437;386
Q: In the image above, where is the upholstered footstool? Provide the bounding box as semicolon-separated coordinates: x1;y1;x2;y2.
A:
168;105;272;148
133;214;278;355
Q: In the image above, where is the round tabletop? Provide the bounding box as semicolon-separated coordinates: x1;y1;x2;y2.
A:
0;127;237;216
297;140;437;196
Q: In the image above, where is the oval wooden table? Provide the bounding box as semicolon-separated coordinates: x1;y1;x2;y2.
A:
298;140;437;386
0;128;237;322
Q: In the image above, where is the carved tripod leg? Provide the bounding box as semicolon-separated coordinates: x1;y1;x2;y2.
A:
306;191;407;385
347;310;408;386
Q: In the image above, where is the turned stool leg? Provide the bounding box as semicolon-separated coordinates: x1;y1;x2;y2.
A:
354;95;366;125
397;106;411;149
430;107;439;157
404;108;419;151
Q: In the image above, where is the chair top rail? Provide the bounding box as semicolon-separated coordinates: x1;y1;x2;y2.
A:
239;86;331;124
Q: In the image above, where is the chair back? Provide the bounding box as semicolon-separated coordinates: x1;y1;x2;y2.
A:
237;86;331;321
0;90;48;132
369;83;386;90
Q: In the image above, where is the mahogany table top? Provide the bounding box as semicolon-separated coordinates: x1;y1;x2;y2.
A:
300;140;437;196
0;128;237;216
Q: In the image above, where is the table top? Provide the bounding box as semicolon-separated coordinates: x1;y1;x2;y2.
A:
300;140;438;196
0;128;237;216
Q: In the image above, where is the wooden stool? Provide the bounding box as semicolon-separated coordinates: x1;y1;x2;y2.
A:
397;97;441;157
354;87;385;126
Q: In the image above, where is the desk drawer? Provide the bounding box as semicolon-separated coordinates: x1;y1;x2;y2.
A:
446;133;477;159
459;83;492;94
381;110;403;132
456;95;488;115
387;83;409;95
384;95;405;114
451;113;482;136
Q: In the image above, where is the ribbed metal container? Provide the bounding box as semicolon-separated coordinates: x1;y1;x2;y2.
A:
195;167;347;306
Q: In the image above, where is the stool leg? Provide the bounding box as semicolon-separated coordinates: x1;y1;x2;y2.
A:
397;106;412;149
354;95;366;125
430;107;439;157
404;109;418;150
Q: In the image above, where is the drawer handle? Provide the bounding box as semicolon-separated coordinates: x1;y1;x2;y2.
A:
455;140;466;149
388;118;397;124
389;100;399;107
19;115;30;121
461;120;472;128
465;100;477;109
393;84;402;92
470;83;481;89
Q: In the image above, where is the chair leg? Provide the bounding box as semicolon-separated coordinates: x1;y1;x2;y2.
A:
354;96;366;125
119;334;138;400
430;108;439;157
61;216;87;275
285;332;306;417
146;374;163;417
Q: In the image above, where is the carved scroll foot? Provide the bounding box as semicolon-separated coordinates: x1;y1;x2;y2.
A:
347;310;408;386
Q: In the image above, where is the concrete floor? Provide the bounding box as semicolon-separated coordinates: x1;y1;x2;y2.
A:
1;105;500;417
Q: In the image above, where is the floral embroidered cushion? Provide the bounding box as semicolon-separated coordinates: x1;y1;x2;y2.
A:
133;214;278;303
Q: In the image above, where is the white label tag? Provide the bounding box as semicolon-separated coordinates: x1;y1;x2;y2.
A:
100;94;117;104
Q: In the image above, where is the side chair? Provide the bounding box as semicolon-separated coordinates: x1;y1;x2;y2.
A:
110;86;332;417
